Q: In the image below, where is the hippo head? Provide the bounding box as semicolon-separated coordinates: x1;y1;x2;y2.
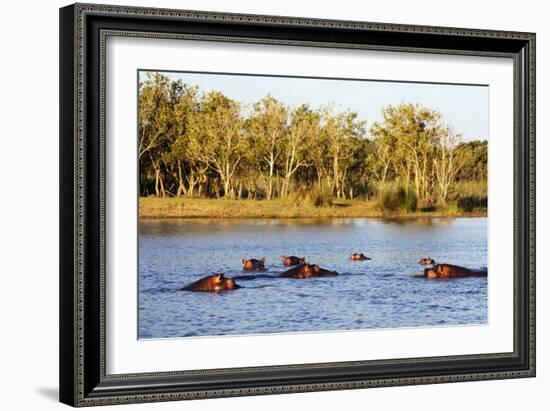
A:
209;273;226;291
223;278;240;290
307;264;320;276
424;267;438;278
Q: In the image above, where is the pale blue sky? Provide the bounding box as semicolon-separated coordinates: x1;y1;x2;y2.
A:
141;70;488;141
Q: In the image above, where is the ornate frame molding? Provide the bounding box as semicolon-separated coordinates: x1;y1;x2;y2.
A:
60;3;535;407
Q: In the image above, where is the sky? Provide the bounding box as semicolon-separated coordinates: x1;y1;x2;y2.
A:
141;70;489;141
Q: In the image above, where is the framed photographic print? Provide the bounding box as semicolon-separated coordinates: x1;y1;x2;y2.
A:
59;3;536;407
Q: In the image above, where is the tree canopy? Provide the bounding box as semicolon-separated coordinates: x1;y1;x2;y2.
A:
139;73;487;208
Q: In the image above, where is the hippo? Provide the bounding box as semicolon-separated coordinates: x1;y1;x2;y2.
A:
281;255;306;266
310;264;339;277
419;258;435;265
241;257;266;271
281;263;338;279
423;264;487;279
350;253;371;261
181;273;241;292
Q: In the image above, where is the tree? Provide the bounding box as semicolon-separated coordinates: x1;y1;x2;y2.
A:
281;105;319;198
367;137;392;184
455;140;487;181
432;127;464;203
246;96;288;200
164;84;200;196
138;73;179;197
187;91;247;198
370;103;443;203
321;107;366;198
137;74;487;208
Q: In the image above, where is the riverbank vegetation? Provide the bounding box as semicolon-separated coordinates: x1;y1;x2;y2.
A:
139;73;487;217
140;197;487;219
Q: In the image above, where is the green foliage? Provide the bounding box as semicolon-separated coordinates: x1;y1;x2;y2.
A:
450;180;488;212
305;187;334;208
456;140;488;181
377;183;418;213
138;72;487;214
456;196;487;212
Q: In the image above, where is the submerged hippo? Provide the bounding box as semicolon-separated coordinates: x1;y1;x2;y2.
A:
350;253;371;261
281;263;338;279
181;273;241;292
241;257;266;271
281;255;306;266
310;264;339;277
419;258;435;265
424;264;487;279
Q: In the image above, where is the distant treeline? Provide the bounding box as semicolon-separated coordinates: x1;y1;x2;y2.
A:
139;73;487;210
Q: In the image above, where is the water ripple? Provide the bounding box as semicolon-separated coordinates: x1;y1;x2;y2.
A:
139;217;487;339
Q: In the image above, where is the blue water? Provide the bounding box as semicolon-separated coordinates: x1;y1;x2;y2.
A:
139;217;487;339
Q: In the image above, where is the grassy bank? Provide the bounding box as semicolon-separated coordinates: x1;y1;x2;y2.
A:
139;197;487;219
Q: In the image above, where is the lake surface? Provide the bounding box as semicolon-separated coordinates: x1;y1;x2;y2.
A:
139;217;487;339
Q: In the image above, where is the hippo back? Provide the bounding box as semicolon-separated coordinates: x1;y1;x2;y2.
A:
182;274;224;291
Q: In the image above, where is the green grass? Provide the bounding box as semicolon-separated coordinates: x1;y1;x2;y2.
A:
139;197;487;219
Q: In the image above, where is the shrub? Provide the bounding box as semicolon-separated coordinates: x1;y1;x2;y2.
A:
377;183;417;212
456;195;487;212
451;180;487;212
306;187;333;207
284;185;333;208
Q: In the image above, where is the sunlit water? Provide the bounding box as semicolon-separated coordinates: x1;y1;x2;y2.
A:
139;217;487;339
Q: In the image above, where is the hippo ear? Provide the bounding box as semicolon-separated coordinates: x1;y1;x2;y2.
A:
261;257;265;263
241;259;245;264
302;256;306;261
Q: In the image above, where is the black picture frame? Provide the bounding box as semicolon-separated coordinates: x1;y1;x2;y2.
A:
59;3;536;407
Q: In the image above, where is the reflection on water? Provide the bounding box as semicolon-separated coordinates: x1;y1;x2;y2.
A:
139;217;487;339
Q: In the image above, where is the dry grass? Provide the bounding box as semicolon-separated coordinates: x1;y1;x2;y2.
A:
139;197;487;219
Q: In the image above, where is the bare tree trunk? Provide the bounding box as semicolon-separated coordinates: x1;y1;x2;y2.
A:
154;168;160;197
154;168;165;198
152;159;165;198
267;159;274;200
333;154;340;198
197;165;208;198
316;171;323;191
176;160;186;197
223;178;231;198
281;178;288;199
185;167;200;198
237;180;243;199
